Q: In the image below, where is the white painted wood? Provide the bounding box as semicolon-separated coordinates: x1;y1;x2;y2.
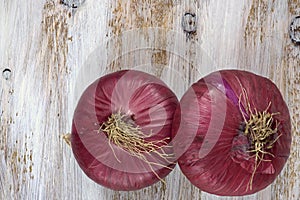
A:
0;0;299;199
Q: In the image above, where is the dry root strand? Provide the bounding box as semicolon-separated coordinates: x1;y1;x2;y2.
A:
99;110;174;185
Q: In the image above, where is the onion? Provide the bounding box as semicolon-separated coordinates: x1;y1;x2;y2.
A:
173;70;291;196
71;70;178;191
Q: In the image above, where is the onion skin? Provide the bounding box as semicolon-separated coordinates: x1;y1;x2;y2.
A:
71;70;178;191
173;70;291;196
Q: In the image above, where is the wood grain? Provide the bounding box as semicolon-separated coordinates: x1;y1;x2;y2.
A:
0;0;299;199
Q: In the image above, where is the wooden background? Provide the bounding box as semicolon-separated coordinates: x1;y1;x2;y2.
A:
0;0;299;199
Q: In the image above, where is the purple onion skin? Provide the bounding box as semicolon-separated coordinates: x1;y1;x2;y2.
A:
173;70;291;196
71;70;179;191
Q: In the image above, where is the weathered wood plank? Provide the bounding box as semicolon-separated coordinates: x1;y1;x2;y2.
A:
0;0;299;199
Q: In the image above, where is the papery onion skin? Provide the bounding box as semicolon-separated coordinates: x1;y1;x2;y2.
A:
173;70;291;196
71;70;179;191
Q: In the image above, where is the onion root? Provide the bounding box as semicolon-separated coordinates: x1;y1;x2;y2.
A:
239;88;281;191
99;110;174;184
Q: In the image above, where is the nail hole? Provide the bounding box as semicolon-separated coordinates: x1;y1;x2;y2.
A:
290;16;300;45
2;68;12;80
60;0;85;8
182;12;197;34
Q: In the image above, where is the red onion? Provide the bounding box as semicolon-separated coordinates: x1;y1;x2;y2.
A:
71;70;178;191
173;70;291;196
